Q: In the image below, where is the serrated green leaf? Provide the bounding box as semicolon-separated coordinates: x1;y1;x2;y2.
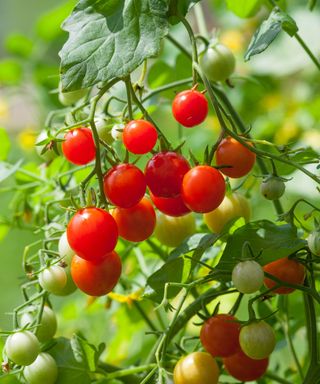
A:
50;337;92;384
217;220;306;275
245;8;298;61
70;334;99;372
60;0;169;92
226;0;262;18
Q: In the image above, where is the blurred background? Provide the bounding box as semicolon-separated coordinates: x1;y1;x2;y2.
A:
0;0;319;375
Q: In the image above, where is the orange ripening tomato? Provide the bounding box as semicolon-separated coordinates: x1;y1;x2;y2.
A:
263;257;305;294
71;252;121;296
215;137;256;178
112;197;156;242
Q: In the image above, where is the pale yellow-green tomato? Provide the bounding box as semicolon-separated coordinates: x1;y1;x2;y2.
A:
173;352;219;384
35;131;57;162
56;232;77;296
39;265;67;296
154;213;196;248
58;87;88;106
95;117;113;144
203;193;250;233
5;331;40;366
21;306;57;343
23;353;58;384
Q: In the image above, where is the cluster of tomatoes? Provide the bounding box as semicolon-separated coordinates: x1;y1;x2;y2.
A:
174;255;306;384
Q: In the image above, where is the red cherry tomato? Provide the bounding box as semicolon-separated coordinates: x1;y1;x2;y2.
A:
200;314;241;357
172;89;208;128
150;192;190;217
145;152;190;198
263;257;305;294
103;163;146;208
182;165;225;213
67;207;118;262
123;120;158;154
223;350;269;382
71;252;121;296
62;127;96;165
215;137;256;178
112;197;156;242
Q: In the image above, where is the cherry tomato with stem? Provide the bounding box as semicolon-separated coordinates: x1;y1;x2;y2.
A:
223;350;268;382
172;89;208;128
215;137;256;178
145;152;190;198
182;165;225;213
200;314;241;357
23;353;58;384
232;260;264;294
103;163;146;208
112;198;156;242
21;306;57;343
263;257;305;294
39;265;67;295
173;352;219;384
123;120;158;154
71;252;121;296
67;207;118;262
62;127;96;165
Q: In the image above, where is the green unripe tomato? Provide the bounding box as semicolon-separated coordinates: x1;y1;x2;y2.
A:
232;260;264;294
95;117;113;144
200;42;236;82
58;232;74;259
154;213;196;247
21;306;57;343
5;331;40;366
307;231;320;256
35;131;57;162
23;353;58;384
39;265;67;295
260;177;285;200
239;321;276;360
58;88;88;106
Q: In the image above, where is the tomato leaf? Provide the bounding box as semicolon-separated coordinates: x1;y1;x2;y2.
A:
225;0;262;18
245;8;298;61
59;0;169;92
169;233;218;260
168;0;201;18
217;220;306;273
50;337;92;384
0;160;23;184
70;333;101;372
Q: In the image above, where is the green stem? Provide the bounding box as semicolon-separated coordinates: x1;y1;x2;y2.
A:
294;33;320;71
104;364;156;380
125;77;134;120
179;16;199;84
133;301;157;332
166;34;192;60
265;372;293;384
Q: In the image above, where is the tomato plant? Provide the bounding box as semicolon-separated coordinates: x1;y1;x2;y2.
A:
173;352;219;384
200;314;241;357
2;1;320;383
172;89;208;127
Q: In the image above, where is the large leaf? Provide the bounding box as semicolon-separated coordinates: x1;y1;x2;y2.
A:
60;0;169;92
245;8;298;61
226;0;262;18
50;337;92;384
168;0;201;18
217;220;306;274
70;334;102;372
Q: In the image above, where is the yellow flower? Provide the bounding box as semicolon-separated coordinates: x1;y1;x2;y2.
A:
108;288;143;306
17;128;36;150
